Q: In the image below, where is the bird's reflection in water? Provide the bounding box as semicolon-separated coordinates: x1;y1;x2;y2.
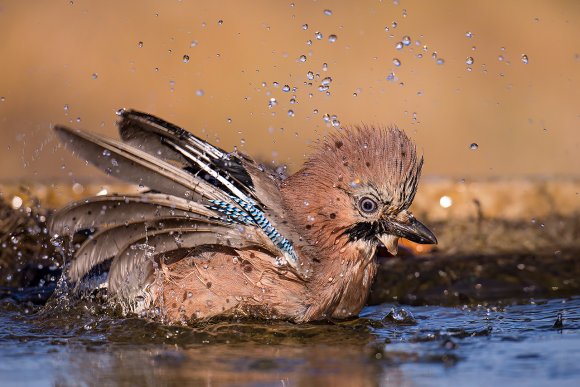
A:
53;340;411;386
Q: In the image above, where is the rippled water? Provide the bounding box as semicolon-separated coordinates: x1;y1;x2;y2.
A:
1;293;578;386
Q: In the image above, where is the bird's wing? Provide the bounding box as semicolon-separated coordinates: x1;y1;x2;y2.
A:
112;110;307;272
116;109;260;206
50;194;282;297
51;112;312;298
54;125;228;203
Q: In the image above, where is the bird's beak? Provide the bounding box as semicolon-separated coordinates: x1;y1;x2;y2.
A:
378;215;437;255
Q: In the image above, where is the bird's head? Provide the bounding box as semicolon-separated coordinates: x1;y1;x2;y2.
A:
284;125;436;255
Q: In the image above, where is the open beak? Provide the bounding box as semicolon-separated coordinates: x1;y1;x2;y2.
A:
391;215;437;245
378;215;437;255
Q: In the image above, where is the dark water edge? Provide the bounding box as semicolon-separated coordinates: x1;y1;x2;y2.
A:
1;295;579;387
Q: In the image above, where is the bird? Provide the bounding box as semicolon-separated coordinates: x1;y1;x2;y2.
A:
49;109;437;324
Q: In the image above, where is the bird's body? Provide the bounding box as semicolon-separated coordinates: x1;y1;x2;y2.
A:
50;110;436;324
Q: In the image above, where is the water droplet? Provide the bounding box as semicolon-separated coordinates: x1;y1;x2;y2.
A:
138;41;143;48
217;19;223;25
298;55;307;62
50;234;63;248
315;31;323;40
287;109;295;117
307;71;314;80
282;85;291;92
91;73;98;79
11;196;23;210
402;35;411;46
383;307;417;325
466;57;474;65
63;104;69;112
521;54;529;64
321;77;332;85
190;40;198;48
439;196;453;208
196;89;204;96
393;58;401;67
465;31;473;38
268;97;278;108
328;34;337;43
386;72;396;81
102;149;111;157
470;143;478;150
72;183;84;194
436;58;445;65
302;24;308;30
391;21;398;29
498;55;504;62
322;63;328;71
395;42;403;50
183;55;190;63
323;9;332;16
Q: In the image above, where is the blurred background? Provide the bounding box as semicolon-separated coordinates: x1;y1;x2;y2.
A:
0;0;578;183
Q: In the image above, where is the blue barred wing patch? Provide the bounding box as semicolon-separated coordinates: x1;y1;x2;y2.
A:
208;198;297;263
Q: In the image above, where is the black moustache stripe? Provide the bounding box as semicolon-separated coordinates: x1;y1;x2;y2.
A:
344;221;394;241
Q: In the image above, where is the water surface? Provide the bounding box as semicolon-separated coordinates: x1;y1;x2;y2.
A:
1;294;578;386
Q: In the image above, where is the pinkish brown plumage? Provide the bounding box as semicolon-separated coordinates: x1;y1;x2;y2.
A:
50;111;436;324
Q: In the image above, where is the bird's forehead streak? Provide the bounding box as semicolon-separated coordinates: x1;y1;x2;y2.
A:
338;181;394;205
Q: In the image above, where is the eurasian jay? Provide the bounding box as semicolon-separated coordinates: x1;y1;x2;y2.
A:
50;110;436;323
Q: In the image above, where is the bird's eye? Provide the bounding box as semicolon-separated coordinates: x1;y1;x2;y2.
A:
358;196;378;214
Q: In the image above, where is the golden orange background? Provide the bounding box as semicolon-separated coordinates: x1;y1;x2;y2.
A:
0;1;579;183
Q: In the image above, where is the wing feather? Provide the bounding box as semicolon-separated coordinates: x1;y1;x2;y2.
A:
107;225;271;300
68;216;225;283
117;110;258;205
54;125;227;202
48;194;215;236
